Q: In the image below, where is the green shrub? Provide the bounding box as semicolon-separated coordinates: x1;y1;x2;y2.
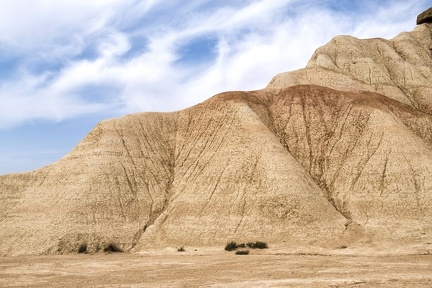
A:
235;250;249;255
104;242;123;253
225;241;238;251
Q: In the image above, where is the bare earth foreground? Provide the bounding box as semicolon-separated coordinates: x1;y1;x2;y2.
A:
1;247;432;287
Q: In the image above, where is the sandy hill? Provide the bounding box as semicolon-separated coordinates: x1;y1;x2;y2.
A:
1;18;431;256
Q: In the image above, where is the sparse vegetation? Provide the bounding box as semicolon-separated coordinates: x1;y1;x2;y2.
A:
225;241;268;251
246;241;268;249
235;250;249;255
225;241;238;251
104;242;123;253
78;243;87;254
177;246;186;252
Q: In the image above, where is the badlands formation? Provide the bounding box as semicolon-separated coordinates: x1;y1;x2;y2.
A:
1;12;432;257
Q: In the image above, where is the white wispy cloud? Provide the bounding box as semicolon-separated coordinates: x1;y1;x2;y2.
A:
0;0;428;129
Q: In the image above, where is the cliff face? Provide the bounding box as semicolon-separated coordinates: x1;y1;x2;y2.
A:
1;23;432;256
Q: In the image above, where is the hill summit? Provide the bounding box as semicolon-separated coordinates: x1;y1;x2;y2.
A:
1;10;432;256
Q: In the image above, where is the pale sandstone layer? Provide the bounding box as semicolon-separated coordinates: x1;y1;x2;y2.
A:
1;24;432;256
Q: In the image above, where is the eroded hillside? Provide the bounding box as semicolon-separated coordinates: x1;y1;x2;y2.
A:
269;23;432;113
1;22;431;256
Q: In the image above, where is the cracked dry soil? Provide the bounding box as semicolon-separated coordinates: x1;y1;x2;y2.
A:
1;248;432;287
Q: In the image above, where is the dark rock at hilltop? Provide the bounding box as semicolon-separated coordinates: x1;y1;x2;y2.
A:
417;7;432;25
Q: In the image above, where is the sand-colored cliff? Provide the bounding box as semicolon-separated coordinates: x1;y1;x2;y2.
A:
1;22;431;256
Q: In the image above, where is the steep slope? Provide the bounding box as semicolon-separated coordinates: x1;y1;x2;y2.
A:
268;23;432;113
1;21;432;256
0;90;351;256
2;85;432;255
136;92;348;249
0;113;178;255
263;86;432;241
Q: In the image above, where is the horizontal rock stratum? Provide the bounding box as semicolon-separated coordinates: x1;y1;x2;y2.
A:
1;19;432;256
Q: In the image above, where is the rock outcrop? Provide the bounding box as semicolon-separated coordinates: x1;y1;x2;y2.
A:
417;7;432;25
1;17;432;256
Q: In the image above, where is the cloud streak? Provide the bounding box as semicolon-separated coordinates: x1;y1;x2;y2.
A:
0;0;429;129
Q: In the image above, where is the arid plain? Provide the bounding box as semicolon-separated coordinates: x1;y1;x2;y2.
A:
2;246;432;287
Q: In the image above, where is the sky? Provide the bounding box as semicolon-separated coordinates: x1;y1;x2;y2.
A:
0;0;429;175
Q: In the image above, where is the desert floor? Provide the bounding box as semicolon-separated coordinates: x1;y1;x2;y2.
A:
1;247;432;287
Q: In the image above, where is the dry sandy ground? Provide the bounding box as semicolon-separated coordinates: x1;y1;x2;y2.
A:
1;247;432;287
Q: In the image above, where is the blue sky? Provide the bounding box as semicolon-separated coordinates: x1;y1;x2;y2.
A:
0;0;429;174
